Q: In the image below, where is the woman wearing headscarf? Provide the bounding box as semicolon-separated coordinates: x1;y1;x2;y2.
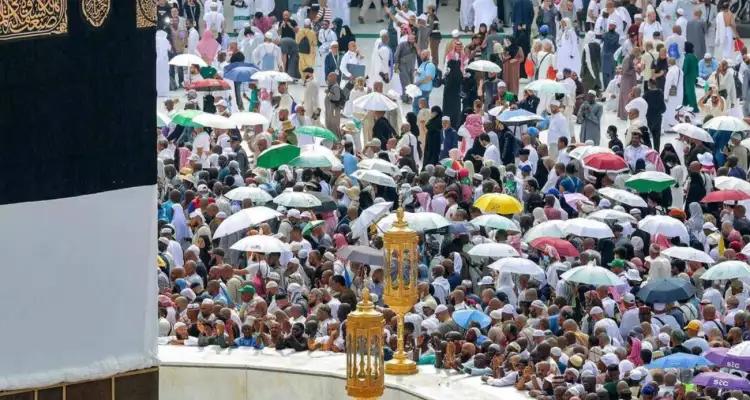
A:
686;202;705;239
171;204;192;249
422;106;443;167
580;31;602;93
496;271;518;306
443;44;465;130
532;207;548;226
682;41;699;110
555;18;581;75
502;36;524;95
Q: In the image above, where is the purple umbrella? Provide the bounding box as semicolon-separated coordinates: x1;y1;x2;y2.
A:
693;372;750;391
705;342;750;371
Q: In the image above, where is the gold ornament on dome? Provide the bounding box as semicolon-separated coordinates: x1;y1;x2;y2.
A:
81;0;111;28
136;0;156;28
0;0;68;42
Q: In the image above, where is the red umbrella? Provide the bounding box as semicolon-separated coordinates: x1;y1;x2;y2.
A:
185;79;231;92
583;153;629;172
530;237;580;258
701;189;750;203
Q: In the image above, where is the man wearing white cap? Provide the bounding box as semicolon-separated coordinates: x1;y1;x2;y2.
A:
371;30;394;86
253;31;283;71
651;303;681;332
675;8;688;38
546;100;569;160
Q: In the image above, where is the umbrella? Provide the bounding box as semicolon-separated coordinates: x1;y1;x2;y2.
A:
647;353;711;369
256;143;300;169
352;92;399;111
583;153;629;173
185;78;231;91
742;242;750;258
289;147;342;169
563;218;614;239
563;193;591;207
467;60;502;73
702;189;750;203
529;237;580;257
468;243;520;258
525;79;568;94
351;202;393;239
376;212;450;233
569;145;615;160
352;169;397;188
308;191;337;212
636;278;696;303
702;116;750;132
223;61;258;73
692;372;750;391
638;215;689;241
251;70;294;83
474;193;523;214
670;123;714;143
302;220;325;235
358;158;401;176
229;112;269;127
488;106;505;117
470;214;521;233
171;109;205;128
523;220;567;242
213;206;281;239
488;257;545;278
225;187;273;203
404;84;422;98
192;113;235;129
157;112;171;128
338;245;385;266
452;309;492;329
273;191;322;208
224;66;259;82
496;109;543;125
661;246;715;264
715;176;750;194
231;235;288;253
625;171;676;192
588;209;637;223
598;187;648;208
296;125;338;142
705;342;750;370
700;260;750;280
561;265;622;286
169;53;207;67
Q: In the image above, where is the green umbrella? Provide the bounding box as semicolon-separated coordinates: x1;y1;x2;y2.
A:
302;220;325;235
625;171;676;193
256;144;300;169
288;152;342;169
171;110;205;128
296;125;338;142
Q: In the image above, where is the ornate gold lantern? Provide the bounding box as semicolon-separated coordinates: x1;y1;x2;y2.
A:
382;208;419;375
346;288;385;400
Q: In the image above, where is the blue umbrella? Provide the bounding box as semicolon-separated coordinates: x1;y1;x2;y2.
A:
224;66;259;82
636;278;696;304
223;61;258;73
452;309;492;329
647;353;711;369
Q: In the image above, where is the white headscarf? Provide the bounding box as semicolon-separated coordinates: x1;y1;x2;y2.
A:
171;204;192;244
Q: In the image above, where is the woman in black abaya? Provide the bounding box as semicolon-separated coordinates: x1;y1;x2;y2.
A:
422;106;443;168
442;58;463;129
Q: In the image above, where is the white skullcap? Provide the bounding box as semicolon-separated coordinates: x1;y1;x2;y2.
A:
451;29;460;38
380;29;388;36
435;304;449;314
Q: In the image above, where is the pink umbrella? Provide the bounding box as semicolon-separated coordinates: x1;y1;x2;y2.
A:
196;30;219;62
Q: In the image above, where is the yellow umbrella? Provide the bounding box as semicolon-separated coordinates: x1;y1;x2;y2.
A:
473;193;523;214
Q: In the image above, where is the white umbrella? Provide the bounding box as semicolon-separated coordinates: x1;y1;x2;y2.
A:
700;261;750;280
715;176;750;194
229;112;269;127
225;186;273;203
192;113;236;129
273;191;322;208
169;53;207;67
525;79;568;94
488;106;504;117
404;84;422;98
251;70;294;83
488;257;545;278
563;218;614;239
702;116;750;132
467;60;502;73
230;235;288;253
568;145;615;160
352;169;397;188
353;92;399;111
670;123;714;143
376;212;450;232
523;220;567;242
638;215;689;242
470;214;521;233
358;158;401;176
350;202;393;239
468;243;520;258
561;265;622;286
661;246;715;264
741;242;750;258
213;206;281;238
598;187;648;208
588;209;637;223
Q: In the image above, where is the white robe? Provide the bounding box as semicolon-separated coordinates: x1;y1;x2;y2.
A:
317;28;338;84
460;0;475;30
639;20;662;42
662;64;684;130
556;28;581;75
255;0;274;15
371;39;393;85
331;0;350;26
472;0;497;32
715;12;734;60
252;42;282;71
676;16;688;38
658;0;677;36
156;31;171;97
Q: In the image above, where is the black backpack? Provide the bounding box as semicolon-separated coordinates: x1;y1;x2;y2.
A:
432;66;443;88
298;36;311;54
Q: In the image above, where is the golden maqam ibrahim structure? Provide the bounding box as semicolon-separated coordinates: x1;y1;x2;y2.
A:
346;287;386;400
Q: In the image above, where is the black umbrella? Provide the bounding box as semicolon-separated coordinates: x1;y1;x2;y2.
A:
337;245;385;266
308;191;337;213
637;278;696;304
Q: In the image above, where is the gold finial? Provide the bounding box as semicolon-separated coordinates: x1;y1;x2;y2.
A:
393;207;408;229
357;288;374;311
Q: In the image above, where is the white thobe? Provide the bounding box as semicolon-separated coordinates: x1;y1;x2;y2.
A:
340;51;365;81
658;0;678;35
460;0;475;30
252;42;282;71
255;0;274;15
662;64;684;130
204;11;225;34
484;144;501;165
187;27;200;56
715;12;734;60
331;0;350;26
156;31;171;97
472;0;497;32
676;16;688;37
371;39;393;84
547;112;569;160
639;21;663;42
556;28;581;75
